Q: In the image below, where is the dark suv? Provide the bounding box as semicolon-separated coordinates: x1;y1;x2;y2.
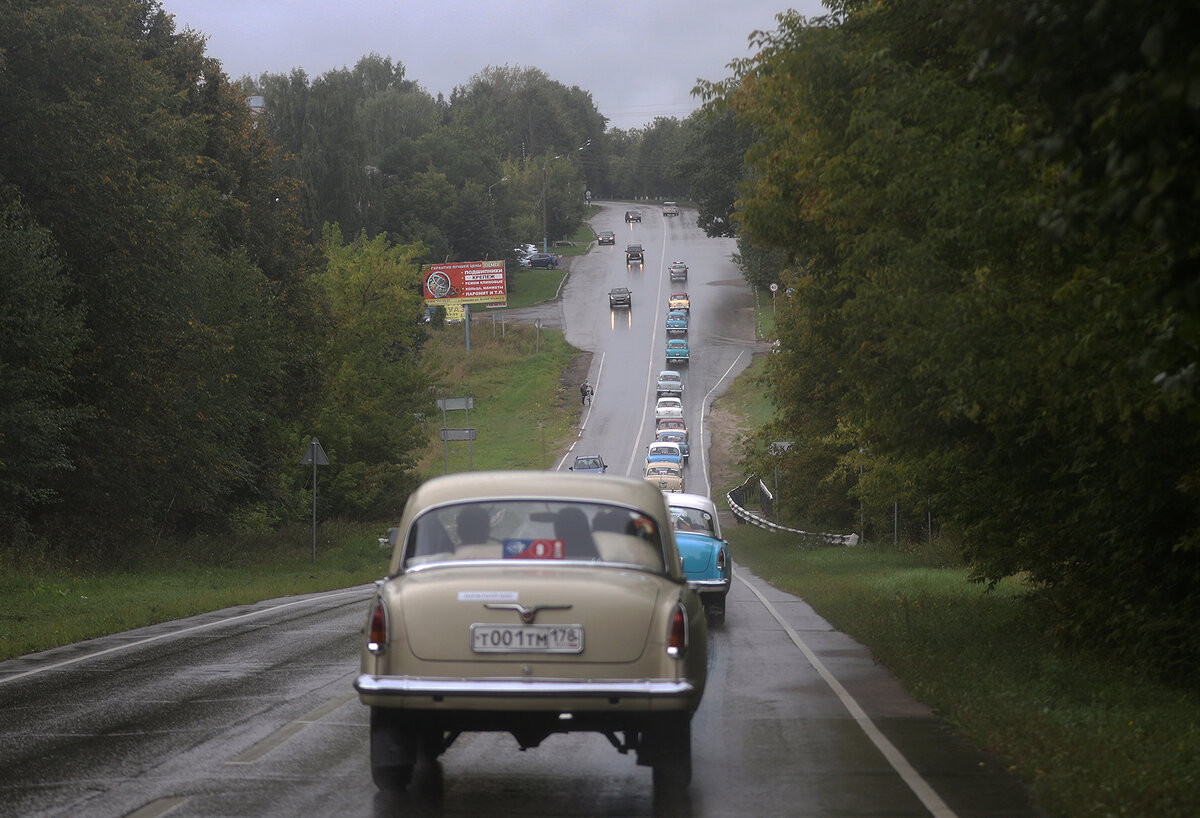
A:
625;210;642;223
625;244;644;265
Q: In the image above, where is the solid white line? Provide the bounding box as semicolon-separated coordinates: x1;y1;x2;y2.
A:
698;350;747;498
556;351;607;471
737;573;959;818
0;587;372;686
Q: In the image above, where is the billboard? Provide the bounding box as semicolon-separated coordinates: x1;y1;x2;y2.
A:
422;260;507;307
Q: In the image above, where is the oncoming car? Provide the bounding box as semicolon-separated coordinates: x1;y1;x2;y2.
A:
357;472;708;792
597;231;616;245
569;454;608;474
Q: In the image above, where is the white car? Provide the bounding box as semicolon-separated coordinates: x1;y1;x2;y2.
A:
654;397;684;421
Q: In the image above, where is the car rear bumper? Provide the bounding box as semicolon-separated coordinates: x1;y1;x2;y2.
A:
688;578;731;595
356;674;698;700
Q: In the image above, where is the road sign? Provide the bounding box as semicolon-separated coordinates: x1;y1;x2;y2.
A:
437;397;475;411
440;428;477;442
769;283;779;292
300;437;329;465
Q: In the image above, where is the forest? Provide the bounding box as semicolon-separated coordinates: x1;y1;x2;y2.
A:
0;0;696;559
2;0;1198;675
687;0;1200;677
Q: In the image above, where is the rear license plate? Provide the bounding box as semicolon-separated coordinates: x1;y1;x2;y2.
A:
471;624;584;654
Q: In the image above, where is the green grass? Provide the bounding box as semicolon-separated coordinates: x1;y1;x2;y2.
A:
0;322;584;661
727;527;1200;817
417;321;579;476
0;521;389;660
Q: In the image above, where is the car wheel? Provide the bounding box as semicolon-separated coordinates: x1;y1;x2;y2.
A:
370;708;420;791
649;714;692;790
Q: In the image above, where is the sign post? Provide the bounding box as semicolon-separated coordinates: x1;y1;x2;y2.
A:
299;437;330;562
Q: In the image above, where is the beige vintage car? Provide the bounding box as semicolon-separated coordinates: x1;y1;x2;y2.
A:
644;462;685;493
356;471;708;793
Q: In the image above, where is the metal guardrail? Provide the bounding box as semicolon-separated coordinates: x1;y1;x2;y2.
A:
726;475;859;547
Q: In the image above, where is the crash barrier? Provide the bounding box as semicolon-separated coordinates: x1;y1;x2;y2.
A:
726;475;859;547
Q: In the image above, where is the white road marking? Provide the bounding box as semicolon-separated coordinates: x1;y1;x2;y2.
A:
0;587;372;686
737;572;960;818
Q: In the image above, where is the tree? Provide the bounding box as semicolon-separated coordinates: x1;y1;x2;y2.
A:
0;198;86;541
313;225;431;518
723;2;1200;674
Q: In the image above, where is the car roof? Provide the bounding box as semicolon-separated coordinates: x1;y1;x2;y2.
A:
658;370;680;379
392;471;680;576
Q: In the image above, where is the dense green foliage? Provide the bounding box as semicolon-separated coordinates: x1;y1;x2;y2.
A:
250;59;697;252
692;1;1200;676
1;0;326;553
0;0;701;562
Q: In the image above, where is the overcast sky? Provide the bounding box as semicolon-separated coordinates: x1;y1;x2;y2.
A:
163;0;830;130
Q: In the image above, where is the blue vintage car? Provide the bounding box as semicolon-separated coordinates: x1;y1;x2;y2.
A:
665;338;689;365
645;441;684;469
667;493;731;623
665;309;688;335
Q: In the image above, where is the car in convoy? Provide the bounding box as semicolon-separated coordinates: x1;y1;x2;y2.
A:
645;441;684;469
569;454;608;474
625;209;642;223
656;370;684;398
644;462;685;493
626;244;644;265
665;310;688;335
667;493;731;623
669;292;690;312
654;396;684;421
597;231;615;245
667;261;688;281
525;252;560;269
656;417;687;437
655;429;690;463
666;339;690;365
357;471;708;792
663;202;679;216
608;286;632;309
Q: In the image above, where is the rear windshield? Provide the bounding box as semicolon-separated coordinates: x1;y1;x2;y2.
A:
404;500;667;572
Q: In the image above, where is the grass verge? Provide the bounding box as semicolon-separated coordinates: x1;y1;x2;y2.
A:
719;358;1200;818
0;521;388;660
0;322;584;662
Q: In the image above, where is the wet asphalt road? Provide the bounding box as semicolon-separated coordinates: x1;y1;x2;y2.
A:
0;203;1043;818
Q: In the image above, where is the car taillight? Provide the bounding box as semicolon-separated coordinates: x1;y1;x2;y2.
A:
367;597;389;655
717;548;727;572
666;602;688;658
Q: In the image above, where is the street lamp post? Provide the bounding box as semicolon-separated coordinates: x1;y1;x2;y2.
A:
542;141;591;253
488;176;507;234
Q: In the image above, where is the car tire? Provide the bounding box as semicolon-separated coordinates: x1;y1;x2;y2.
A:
649;714;692;790
369;708;422;791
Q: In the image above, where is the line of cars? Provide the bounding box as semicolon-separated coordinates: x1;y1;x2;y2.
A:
645;372;732;625
357;202;728;796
